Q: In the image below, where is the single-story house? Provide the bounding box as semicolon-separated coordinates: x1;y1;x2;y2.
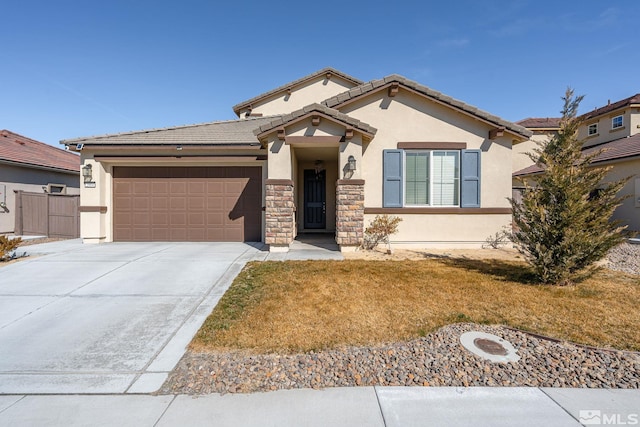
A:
0;130;80;234
514;94;640;232
62;67;532;251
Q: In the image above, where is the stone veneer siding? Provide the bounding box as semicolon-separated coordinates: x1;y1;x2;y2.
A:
336;179;365;246
265;179;295;245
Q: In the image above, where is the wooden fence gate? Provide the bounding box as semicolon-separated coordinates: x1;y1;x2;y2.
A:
14;191;80;238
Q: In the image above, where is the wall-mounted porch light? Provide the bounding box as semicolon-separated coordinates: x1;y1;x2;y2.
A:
82;164;96;188
347;155;357;172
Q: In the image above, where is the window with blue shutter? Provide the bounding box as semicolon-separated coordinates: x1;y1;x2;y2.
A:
383;149;403;207
460;149;481;208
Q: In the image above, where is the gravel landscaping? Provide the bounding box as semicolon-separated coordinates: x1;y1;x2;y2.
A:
607;242;640;275
161;323;640;394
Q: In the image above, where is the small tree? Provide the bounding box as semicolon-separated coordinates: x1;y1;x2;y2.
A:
510;88;629;285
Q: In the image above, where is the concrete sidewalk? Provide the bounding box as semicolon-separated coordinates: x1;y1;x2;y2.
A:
0;387;638;426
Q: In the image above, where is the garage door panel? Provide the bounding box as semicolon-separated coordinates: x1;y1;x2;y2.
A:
151;197;168;210
170;212;187;225
170;182;187;194
113;166;262;242
170;197;187;210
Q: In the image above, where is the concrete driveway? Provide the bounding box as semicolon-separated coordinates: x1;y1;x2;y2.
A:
0;240;264;394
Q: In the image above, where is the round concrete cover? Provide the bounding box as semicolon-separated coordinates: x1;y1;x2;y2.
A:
459;331;520;363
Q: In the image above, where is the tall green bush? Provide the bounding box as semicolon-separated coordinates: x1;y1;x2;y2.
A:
510;89;629;285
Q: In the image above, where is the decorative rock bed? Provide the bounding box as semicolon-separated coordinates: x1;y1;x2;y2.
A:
160;323;639;395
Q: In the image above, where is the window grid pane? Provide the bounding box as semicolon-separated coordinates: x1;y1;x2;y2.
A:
432;151;459;206
405;152;429;205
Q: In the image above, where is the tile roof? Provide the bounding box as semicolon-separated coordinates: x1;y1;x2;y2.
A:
0;130;79;173
61;116;279;146
232;67;363;116
580;94;640;121
322;75;532;139
254;103;377;138
516;117;562;129
513;133;640;177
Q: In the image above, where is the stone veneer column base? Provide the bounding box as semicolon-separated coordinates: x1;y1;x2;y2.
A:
265;179;295;250
336;179;365;248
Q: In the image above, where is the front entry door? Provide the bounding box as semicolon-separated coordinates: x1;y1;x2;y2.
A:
303;169;326;229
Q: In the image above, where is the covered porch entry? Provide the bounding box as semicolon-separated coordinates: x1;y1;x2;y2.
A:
256;104;376;252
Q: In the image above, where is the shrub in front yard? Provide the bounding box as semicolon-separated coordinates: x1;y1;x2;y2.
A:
510;89;629;285
362;214;402;251
0;235;22;261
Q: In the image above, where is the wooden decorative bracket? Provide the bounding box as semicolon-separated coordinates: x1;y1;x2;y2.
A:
277;128;286;141
489;127;505;140
311;115;320;126
388;83;399;97
345;128;354;139
286;87;292;95
325;72;332;80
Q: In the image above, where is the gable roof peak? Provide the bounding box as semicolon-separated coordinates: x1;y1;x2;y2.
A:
322;75;532;139
232;67;363;116
254;103;377;139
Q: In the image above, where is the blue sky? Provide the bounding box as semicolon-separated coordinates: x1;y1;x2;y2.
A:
2;0;638;146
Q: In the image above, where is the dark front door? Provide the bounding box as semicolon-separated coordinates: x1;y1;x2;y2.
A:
303;169;326;229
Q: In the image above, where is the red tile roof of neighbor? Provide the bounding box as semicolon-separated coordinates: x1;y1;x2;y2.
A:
0;130;80;173
513;133;640;177
516;117;562;129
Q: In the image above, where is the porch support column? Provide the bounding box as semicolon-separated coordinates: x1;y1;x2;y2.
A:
265;179;295;252
336;179;365;251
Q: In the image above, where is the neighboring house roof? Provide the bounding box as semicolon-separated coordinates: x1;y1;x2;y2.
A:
516;117;561;129
61;116;279;146
580;93;640;121
513;133;640;177
254;103;377;139
322;74;533;139
232;67;363;116
0;130;79;173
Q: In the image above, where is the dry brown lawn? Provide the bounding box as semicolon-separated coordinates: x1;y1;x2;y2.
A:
191;258;640;354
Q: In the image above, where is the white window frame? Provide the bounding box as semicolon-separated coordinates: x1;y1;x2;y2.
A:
612;115;623;129
403;150;460;208
587;123;598;136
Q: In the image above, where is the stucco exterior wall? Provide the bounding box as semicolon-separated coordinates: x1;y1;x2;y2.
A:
340;89;514;209
238;76;356;117
580;108;634;148
364;213;512;249
600;159;640;232
0;164;79;234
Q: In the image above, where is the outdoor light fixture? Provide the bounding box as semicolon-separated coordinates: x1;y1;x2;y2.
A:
347;155;357;171
82;164;92;182
82;164;95;188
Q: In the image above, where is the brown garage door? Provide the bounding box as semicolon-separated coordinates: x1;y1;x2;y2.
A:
113;166;261;242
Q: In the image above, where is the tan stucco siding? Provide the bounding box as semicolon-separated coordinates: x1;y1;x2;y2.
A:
339;90;513;209
580;109;634;147
630;108;640;137
364;213;511;249
600;159;640;232
238;77;356;117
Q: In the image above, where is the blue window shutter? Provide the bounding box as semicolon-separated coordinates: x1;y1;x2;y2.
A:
461;149;481;208
383;149;403;208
